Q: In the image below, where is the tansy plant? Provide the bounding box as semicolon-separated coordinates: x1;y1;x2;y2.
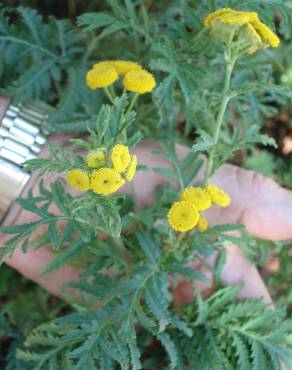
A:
1;7;291;370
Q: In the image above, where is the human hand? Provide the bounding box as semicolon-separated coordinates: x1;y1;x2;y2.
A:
1;138;291;305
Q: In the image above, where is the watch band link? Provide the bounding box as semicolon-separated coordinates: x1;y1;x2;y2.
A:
0;102;49;224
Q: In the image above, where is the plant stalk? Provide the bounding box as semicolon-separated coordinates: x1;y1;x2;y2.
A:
204;44;236;185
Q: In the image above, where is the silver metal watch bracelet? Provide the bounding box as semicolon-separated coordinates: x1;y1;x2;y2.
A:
0;101;49;224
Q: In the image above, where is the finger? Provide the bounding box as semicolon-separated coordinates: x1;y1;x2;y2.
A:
172;244;272;306
6;246;81;298
207;164;292;241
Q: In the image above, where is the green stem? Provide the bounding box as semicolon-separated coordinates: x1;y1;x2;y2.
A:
109;84;117;98
120;93;139;143
113;237;132;272
125;93;139;117
162;232;185;263
204;42;237;185
173;159;185;191
103;87;115;104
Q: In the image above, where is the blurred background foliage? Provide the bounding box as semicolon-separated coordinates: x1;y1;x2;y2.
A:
0;0;291;368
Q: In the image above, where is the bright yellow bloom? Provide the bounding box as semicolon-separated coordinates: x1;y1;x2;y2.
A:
180;187;211;211
123;69;156;94
66;169;90;192
86;150;106;168
124;154;137;182
197;216;208;233
90;168;125;195
111;144;131;173
93;60;142;75
112;61;142;75
251;19;280;47
168;201;199;232
206;184;231;207
86;64;118;89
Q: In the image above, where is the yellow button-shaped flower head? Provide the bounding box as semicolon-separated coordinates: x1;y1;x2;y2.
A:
197;216;208;233
168;201;199;232
90;168;125;195
86;64;118;89
206;183;231;207
86;150;106;168
111;144;131;173
123;69;156;94
180;187;211;211
125;154;137;182
112;61;142;75
66;169;90;191
204;8;280;50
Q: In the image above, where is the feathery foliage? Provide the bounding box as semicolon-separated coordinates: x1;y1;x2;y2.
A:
1;1;292;369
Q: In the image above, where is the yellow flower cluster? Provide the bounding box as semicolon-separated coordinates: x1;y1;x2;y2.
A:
204;8;280;52
168;184;230;233
66;144;137;196
86;60;156;94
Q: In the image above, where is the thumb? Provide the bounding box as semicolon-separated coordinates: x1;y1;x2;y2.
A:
207;164;292;241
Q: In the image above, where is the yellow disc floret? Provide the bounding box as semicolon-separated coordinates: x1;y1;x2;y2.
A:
90;168;125;195
197;216;208;233
111;144;131;173
168;201;199;232
86;150;106;168
180;187;211;211
66;169;90;192
206;183;231;207
124;154;137;182
86;64;118;89
123;69;156;94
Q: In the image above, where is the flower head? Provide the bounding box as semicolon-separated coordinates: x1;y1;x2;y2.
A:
197;216;208;232
66;169;90;191
168;201;199;232
206;183;231;207
180;187;211;211
112;61;142;75
86;150;106;168
124;154;137;182
90;168;125;195
204;8;280;51
123;69;156;94
111;144;131;173
86;64;118;89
